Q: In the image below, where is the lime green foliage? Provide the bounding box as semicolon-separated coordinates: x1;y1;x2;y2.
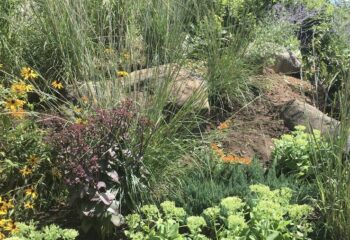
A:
249;184;313;239
272;125;331;178
125;184;313;239
220;197;245;216
125;203;185;240
160;201;187;221
187;216;206;234
6;222;78;240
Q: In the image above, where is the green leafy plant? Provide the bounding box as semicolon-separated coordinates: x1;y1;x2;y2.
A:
272;125;331;178
125;184;313;240
6;221;78;240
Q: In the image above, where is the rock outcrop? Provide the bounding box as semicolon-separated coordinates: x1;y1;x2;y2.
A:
281;99;350;152
272;50;301;76
281;99;339;134
69;64;209;112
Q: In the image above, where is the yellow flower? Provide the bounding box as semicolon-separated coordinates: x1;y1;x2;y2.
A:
51;80;64;90
0;231;5;240
4;220;19;234
122;53;130;60
19;166;32;177
75;118;88;125
81;95;89;104
24;201;34;209
0;218;8;227
11;81;33;94
5;200;14;209
73;106;82;113
0;208;7;216
21;67;38;80
116;70;129;78
27;155;39;165
25;187;38;199
51;167;62;178
0;198;10;215
104;48;114;54
4;99;26;111
0;199;7;215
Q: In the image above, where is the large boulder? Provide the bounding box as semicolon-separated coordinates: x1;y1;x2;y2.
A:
272;50;301;76
281;99;339;134
69;64;209;112
281;99;350;152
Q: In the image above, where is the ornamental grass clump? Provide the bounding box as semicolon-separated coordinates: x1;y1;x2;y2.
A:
46;100;154;237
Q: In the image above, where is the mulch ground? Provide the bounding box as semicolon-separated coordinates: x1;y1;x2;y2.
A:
213;72;316;162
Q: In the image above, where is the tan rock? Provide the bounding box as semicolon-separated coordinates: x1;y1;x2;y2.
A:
69;64;209;112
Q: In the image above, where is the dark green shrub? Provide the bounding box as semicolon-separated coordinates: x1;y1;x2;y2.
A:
166;147;312;215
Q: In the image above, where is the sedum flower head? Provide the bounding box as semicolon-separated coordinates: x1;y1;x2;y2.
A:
274;187;293;205
288;204;313;220
141;204;159;220
249;184;273;200
227;214;248;231
187;216;206;234
203;206;220;221
125;213;141;230
160;201;186;221
220;197;245;216
252;200;284;222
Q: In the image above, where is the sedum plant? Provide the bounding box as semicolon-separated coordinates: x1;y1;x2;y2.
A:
272;125;331;178
6;221;78;240
125;184;313;240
